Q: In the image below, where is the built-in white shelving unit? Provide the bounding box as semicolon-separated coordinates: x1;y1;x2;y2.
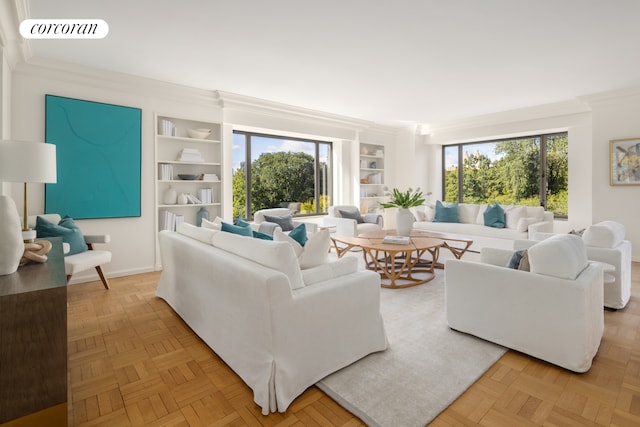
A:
359;142;386;213
155;114;223;233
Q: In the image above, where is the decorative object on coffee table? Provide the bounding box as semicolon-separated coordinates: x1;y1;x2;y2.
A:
380;187;425;236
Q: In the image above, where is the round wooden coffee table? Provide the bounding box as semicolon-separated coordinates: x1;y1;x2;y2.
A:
331;230;444;289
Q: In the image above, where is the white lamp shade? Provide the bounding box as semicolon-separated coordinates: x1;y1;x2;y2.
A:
0;140;57;183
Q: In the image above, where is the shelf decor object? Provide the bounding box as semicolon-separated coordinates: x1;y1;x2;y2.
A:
358;142;386;213
154;114;222;238
0;140;57;241
45;95;141;218
610;137;640;186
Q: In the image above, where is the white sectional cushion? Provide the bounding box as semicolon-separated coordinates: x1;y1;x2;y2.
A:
176;222;217;244
525;206;545;221
505;206;527;229
301;256;358;286
528;234;588;280
458;203;480;224
475;204;488;225
412;205;434;222
212;231;305;290
582;221;626;248
516;217;540;233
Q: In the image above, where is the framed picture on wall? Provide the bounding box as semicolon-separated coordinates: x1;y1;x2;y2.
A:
610;137;640;186
45;95;142;218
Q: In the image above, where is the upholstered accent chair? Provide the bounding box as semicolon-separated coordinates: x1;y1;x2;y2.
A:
28;214;111;289
252;208;318;236
323;205;383;237
518;220;632;310
446;234;604;372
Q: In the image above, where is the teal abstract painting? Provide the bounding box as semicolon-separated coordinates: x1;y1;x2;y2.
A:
45;95;141;219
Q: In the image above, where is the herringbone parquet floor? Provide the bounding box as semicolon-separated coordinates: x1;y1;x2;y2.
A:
68;263;640;426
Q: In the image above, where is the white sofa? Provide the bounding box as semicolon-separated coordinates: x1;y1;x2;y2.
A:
156;223;388;414
445;234;604;372
412;202;554;251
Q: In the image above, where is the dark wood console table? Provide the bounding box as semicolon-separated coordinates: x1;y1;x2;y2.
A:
0;237;67;426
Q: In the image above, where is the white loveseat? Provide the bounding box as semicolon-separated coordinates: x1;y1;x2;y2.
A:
156;223;388;414
445;234;603;372
412;202;554;251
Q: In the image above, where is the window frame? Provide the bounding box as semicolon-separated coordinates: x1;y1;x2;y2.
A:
441;132;568;218
233;130;332;220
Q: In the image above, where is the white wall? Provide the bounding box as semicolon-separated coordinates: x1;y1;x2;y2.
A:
10;61;222;282
8;62;398;282
416;97;639;261
589;92;640;260
1;49;12;196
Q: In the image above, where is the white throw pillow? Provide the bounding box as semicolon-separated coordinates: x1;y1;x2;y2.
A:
274;228;330;269
516;216;540;233
525;206;545;221
176;222;217;244
582;221;626;248
476;204;488;225
528;234;588;280
505;206;526;229
212;231;305;290
458;203;480;224
201;216;223;231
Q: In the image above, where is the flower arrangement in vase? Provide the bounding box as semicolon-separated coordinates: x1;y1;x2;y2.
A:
380;188;426;236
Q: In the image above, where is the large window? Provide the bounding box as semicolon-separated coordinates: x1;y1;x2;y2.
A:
233;131;332;220
442;132;568;216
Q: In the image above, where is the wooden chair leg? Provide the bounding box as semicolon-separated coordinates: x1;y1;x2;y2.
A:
95;265;110;290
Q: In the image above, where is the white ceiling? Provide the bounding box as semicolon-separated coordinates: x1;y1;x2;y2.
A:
22;0;640;127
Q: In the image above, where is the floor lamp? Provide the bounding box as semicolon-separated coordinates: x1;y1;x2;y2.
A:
0;140;57;241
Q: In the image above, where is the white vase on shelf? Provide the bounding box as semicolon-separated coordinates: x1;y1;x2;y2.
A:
177;193;188;205
163;186;177;205
396;208;414;237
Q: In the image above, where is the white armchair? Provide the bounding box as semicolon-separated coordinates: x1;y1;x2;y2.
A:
523;220;632;310
252;208;318;236
28;214;111;289
323;205;383;237
446;234;604;372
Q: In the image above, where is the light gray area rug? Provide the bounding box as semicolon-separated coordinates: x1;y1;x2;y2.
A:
316;269;506;427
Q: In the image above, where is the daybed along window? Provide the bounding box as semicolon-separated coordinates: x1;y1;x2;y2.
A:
232;131;332;220
442;132;568;217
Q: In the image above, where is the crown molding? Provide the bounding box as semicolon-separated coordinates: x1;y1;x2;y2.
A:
14;57;221;108
218;90;398;136
420;98;592;135
578;87;640;108
0;0;31;68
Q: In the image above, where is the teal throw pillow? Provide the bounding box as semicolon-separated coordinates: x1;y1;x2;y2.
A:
35;215;88;255
252;230;274;240
288;223;308;246
433;201;459;223
484;203;505;228
221;220;253;237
